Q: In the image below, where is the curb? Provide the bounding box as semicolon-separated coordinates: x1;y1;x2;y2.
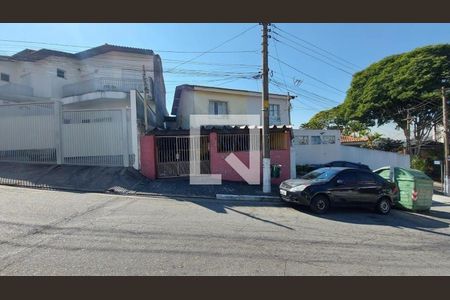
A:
216;194;281;202
0;181;282;203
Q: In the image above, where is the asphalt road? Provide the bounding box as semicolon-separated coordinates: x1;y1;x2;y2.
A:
1;185;450;275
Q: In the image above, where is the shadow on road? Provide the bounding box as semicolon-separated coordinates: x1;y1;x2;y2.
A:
170;196;294;230
290;204;450;237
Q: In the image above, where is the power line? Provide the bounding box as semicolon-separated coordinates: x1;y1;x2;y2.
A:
269;56;347;95
272;38;289;95
0;39;259;54
272;36;354;76
167;24;258;72
272;30;358;72
269;55;346;94
272;24;362;70
271;75;341;105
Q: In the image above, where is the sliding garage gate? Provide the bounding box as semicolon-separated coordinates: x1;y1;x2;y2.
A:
156;135;210;178
0;102;134;167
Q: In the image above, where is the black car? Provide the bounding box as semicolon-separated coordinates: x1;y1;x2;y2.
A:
280;167;398;214
307;161;371;172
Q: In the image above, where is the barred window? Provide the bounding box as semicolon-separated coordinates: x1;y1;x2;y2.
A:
294;135;309;145
311;136;322;145
322;135;336;144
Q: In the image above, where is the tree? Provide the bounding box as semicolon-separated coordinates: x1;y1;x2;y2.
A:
339;44;450;156
301;106;344;130
361;137;404;152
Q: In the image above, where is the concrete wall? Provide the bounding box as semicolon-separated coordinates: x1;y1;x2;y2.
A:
292;129;410;169
176;88;290;129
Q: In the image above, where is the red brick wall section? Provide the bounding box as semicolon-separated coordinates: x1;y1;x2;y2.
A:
140;135;156;180
209;132;290;185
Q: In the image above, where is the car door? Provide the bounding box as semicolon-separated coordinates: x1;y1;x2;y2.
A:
328;170;359;205
353;171;383;205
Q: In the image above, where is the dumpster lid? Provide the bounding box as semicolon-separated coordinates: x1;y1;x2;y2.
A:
373;166;432;180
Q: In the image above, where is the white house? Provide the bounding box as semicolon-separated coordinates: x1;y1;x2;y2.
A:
0;44;168;127
170;84;293;129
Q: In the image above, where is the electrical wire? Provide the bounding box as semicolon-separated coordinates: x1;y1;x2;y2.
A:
167;24;258;72
269;55;346;94
272;24;362;70
272;30;358;72
272;36;354;76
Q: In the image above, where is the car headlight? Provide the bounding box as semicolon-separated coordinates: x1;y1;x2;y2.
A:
291;185;309;192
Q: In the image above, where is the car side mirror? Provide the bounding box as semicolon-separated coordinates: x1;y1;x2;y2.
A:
336;179;344;185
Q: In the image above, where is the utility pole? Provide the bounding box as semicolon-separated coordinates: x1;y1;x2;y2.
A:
261;23;271;193
406;108;411;155
142;65;149;131
442;85;449;195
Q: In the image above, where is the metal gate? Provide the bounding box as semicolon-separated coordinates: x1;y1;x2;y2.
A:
62;109;131;167
0;102;136;167
0;102;57;164
156;135;210;178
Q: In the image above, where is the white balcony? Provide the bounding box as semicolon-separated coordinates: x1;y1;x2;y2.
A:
0;83;34;100
62;77;150;98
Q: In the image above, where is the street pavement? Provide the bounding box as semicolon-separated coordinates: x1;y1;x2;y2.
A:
0;185;450;275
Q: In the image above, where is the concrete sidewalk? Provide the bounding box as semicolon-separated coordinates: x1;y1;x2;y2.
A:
0;162;280;199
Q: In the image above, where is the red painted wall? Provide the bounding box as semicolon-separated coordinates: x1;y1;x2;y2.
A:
140;135;156;180
140;132;291;185
209;132;290;185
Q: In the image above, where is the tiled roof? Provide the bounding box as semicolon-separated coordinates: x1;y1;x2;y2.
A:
340;135;369;143
7;44;154;62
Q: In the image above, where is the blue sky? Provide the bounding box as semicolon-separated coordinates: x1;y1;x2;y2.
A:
1;23;449;138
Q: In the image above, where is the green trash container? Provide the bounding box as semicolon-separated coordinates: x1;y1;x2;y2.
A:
271;164;282;178
374;166;433;211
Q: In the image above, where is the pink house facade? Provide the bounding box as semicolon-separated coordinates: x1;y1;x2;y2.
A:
140;127;292;186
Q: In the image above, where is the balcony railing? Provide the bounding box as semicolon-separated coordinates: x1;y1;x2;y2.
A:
62;77;150;98
0;83;34;98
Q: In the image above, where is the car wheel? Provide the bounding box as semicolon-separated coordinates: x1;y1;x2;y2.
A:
310;195;330;214
376;198;391;215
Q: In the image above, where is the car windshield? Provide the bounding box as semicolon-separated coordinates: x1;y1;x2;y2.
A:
301;168;340;180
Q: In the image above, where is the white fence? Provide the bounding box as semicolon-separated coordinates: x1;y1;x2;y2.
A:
293;142;410;170
0;102;57;163
0;101;139;168
293;131;410;169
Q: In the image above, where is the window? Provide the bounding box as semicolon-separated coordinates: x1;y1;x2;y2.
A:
57;68;66;79
301;168;342;180
356;172;377;185
311;136;322;144
295;135;309;145
322;135;336;144
1;73;10;82
335;171;358;186
269;104;280;119
208;100;228;115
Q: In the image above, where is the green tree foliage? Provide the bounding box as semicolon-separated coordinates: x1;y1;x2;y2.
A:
362;137;404;152
304;44;450;155
301;106;343;130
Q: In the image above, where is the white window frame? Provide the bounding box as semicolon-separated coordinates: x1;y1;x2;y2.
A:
208;100;228;115
269;104;280;119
